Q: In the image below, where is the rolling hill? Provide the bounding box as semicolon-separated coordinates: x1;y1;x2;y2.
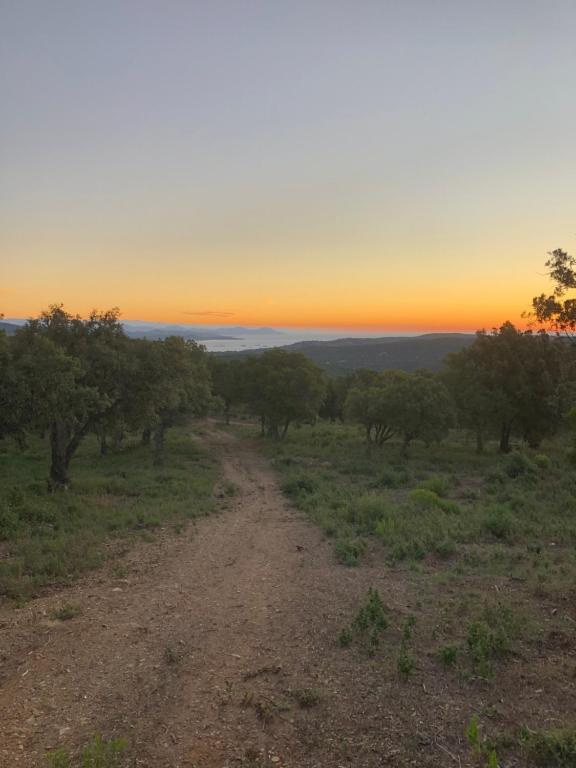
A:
219;333;476;374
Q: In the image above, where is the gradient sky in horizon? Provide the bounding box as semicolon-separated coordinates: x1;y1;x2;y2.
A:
1;1;575;331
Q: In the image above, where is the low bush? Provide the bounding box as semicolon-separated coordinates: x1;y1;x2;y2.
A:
520;727;576;767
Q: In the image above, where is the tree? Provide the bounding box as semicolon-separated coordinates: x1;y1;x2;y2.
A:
345;370;454;451
443;345;497;452
344;372;404;445
243;350;326;439
11;306;125;486
445;323;565;452
143;337;211;464
0;330;26;446
209;358;245;424
532;248;576;333
319;375;356;422
384;372;454;453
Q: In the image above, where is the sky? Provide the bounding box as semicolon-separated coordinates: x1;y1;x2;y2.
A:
1;0;575;331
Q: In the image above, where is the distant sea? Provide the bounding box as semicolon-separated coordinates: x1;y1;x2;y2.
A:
202;330;421;353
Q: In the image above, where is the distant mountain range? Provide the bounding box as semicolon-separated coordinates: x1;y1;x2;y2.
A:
220;333;476;374
1;320;284;343
0;321;19;336
121;323;285;341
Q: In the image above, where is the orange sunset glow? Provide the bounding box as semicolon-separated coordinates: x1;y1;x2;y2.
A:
1;3;574;334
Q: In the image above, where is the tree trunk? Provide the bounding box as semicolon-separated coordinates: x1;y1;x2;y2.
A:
499;422;512;453
280;419;290;440
475;427;484;454
49;421;71;488
100;433;108;456
224;400;231;425
267;422;280;440
402;432;413;457
141;428;151;446
153;423;166;466
260;415;266;437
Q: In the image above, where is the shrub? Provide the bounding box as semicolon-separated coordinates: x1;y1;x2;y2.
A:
372;467;409;489
466;603;520;676
418;475;450;497
346;494;390;533
397;650;414;679
520;728;576;767
341;588;388;654
292;687;321;708
0;503;20;540
335;536;366;566
53;602;82;621
533;453;551;470
438;645;458;666
281;475;317;497
505;452;536;479
483;505;516;541
409;488;460;514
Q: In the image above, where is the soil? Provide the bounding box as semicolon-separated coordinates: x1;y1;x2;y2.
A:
0;426;572;767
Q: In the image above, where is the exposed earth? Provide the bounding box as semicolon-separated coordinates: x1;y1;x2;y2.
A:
0;426;571;767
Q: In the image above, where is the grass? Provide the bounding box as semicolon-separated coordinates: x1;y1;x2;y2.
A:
45;735;128;768
260;422;576;581
252;420;576;764
0;427;218;602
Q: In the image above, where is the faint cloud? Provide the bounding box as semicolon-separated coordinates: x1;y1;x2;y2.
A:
183;310;235;318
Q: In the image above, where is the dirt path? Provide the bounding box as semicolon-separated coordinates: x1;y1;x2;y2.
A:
0;426;445;768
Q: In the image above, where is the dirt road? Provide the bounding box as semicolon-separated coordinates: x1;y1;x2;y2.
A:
0;427;443;768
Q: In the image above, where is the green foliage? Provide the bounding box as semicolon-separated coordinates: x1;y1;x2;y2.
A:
345;370;454;450
241;349;326;439
445;322;569;452
520;727;576;767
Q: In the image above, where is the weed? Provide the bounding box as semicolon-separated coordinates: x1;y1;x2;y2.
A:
53;602;82;621
438;644;458;666
397;650;414;679
335;536;366;566
467;715;481;752
45;735;127;768
341;588;388;654
338;627;353;647
292;687;321;708
164;646;179;664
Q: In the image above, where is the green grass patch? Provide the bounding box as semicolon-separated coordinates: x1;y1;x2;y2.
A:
0;428;218;601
